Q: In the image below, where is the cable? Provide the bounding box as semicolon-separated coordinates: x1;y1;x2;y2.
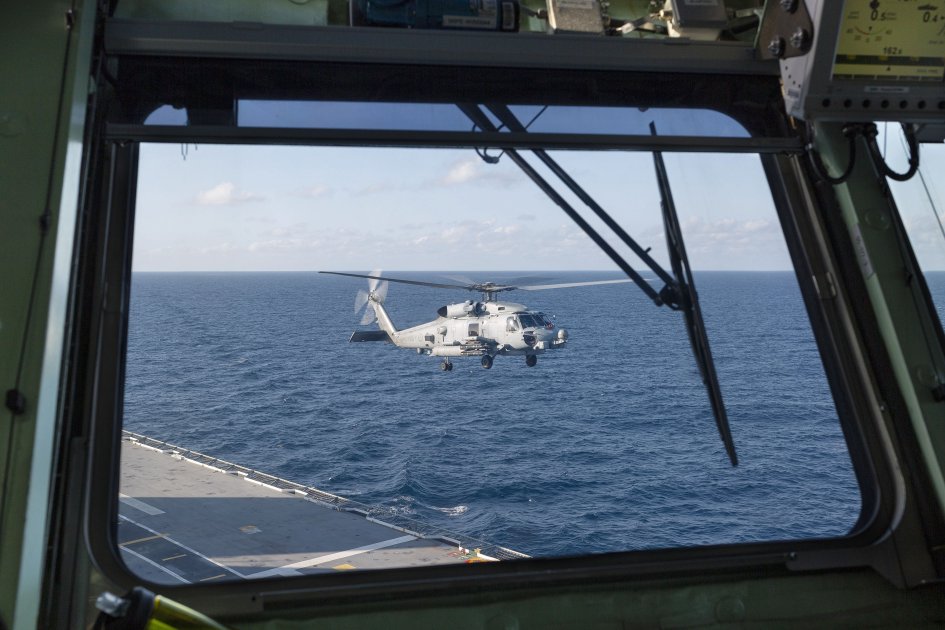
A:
806;122;860;185
867;122;920;182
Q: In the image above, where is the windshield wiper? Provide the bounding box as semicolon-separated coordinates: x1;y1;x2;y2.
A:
651;122;738;466
457;104;737;466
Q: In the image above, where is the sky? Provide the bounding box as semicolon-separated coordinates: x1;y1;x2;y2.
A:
131;112;945;273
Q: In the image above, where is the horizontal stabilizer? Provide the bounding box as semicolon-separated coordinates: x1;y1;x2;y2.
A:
349;330;392;343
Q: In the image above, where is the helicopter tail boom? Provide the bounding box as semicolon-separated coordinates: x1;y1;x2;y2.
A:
369;297;398;340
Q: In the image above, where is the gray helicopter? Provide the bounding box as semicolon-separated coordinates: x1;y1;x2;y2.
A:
320;270;631;370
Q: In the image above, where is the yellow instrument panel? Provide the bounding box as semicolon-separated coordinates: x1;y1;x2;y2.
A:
833;0;945;80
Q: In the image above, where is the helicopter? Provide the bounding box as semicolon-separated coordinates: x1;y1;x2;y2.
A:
320;270;632;370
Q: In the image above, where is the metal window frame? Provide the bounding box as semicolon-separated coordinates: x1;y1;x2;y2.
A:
68;16;940;619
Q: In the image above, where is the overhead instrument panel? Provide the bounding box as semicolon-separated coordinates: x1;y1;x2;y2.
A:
774;0;945;122
833;1;945;81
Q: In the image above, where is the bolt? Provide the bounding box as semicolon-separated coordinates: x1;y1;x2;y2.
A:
768;37;785;58
933;384;945;402
779;0;797;13
790;27;811;51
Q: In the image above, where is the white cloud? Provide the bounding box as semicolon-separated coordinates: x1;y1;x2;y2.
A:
435;157;520;188
195;182;263;205
443;159;479;185
297;185;331;198
248;238;310;253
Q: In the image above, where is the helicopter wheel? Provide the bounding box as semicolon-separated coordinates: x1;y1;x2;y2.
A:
480;355;493;369
440;360;453;371
525;355;537;367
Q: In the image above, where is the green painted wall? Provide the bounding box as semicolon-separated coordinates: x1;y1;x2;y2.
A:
0;2;92;628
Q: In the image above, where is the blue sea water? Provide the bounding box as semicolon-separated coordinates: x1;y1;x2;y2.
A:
122;270;907;557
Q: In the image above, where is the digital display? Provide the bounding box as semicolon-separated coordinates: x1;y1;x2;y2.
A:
833;0;945;81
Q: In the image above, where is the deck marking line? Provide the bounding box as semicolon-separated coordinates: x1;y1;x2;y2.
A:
121;533;167;546
119;514;247;579
162;553;187;561
246;567;304;580
199;574;228;582
119;493;165;516
120;545;190;584
246;534;417;579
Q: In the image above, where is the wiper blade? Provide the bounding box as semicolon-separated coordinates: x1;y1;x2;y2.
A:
651;122;738;467
455;103;737;466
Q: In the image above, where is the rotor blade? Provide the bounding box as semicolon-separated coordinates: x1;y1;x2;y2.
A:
354;289;369;313
517;279;636;291
360;303;377;325
320;271;473;292
444;274;477;285
367;267;382;293
375;280;389;304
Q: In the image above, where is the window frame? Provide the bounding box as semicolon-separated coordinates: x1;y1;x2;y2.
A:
71;30;935;611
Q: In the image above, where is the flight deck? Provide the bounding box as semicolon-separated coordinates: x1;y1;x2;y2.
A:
119;433;526;584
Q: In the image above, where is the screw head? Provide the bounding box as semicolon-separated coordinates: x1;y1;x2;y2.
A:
780;0;797;12
790;26;811;51
768;37;785;58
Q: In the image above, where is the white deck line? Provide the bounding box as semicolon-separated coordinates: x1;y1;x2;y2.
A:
245;534;417;578
120;544;190;584
118;493;165;516
119;514;248;579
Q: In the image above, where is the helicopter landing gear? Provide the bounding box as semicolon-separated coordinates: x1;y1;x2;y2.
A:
440;360;453;371
480;355;493;369
525;354;537;367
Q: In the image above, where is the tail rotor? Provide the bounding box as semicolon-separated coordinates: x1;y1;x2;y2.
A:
354;268;389;325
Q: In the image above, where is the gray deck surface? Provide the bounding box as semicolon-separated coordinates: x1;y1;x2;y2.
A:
119;441;485;584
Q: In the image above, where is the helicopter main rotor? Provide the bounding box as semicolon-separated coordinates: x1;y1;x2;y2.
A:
319;271;632;302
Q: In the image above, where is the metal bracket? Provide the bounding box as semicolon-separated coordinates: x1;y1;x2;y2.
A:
756;0;814;60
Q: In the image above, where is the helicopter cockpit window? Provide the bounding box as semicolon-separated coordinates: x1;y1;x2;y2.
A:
518;314;539;328
118;112;861;585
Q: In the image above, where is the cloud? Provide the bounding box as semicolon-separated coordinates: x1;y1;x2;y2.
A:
295;185;332;199
353;182;400;197
195;182;263;205
442;160;479;185
435;157;520;188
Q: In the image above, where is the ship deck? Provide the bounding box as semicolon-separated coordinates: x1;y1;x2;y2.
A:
119;433;524;584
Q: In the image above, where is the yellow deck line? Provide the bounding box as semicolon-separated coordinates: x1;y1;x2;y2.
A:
121;533;167;546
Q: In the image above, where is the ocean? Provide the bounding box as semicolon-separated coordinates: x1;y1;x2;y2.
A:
123;270;914;557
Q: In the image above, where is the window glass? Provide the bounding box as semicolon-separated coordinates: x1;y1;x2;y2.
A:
145;101;750;139
121;135;860;584
884;127;945;321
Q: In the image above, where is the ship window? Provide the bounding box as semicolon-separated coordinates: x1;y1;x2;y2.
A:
111;135;864;589
142;100;753;140
885;132;945;317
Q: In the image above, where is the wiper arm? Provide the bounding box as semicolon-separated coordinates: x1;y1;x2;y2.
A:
651;122;738;466
457;103;663;305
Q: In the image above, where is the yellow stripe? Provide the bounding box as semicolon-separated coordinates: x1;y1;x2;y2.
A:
199;574;227;582
120;533;166;546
